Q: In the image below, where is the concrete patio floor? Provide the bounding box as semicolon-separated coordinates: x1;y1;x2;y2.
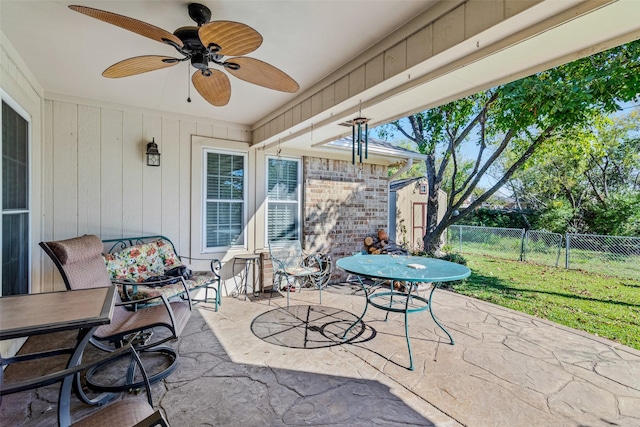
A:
2;284;640;426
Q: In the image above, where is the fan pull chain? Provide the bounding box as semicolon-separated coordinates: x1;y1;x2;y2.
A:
187;64;192;103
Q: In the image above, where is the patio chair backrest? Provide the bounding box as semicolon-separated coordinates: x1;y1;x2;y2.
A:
40;235;112;291
268;240;304;270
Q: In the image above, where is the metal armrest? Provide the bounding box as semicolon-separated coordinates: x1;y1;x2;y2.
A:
1;345;151;405
178;255;222;278
113;278;191;306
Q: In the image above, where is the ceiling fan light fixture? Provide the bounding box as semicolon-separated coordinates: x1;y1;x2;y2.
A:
191;52;208;70
70;3;299;107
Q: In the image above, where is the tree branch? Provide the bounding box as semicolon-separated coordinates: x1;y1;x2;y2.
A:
457;126;555;215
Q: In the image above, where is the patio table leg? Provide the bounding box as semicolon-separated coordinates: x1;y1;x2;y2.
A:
341;276;369;339
428;283;454;345
405;302;414;370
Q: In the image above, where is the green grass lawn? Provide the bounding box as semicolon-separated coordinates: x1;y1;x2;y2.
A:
449;255;640;350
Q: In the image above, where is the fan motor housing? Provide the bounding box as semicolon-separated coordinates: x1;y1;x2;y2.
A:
174;26;204;51
191;52;208;70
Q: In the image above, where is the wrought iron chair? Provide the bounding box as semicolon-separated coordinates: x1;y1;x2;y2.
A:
1;344;169;427
39;235;191;393
268;240;330;308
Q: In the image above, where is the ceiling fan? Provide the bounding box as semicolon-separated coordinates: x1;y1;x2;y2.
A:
69;3;300;106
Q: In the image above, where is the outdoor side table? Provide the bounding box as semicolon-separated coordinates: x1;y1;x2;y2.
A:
232;254;262;299
336;254;470;370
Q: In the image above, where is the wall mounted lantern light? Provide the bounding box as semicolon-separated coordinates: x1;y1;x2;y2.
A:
146;138;161;167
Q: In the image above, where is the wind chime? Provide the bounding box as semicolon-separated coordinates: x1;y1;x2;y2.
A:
348;102;370;165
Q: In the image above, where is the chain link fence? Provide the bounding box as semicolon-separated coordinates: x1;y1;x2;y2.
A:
525;230;563;266
447;225;525;261
566;233;640;279
447;225;639;279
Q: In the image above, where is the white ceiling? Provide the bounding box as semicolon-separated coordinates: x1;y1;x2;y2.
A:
2;0;639;156
265;0;640;155
0;0;435;126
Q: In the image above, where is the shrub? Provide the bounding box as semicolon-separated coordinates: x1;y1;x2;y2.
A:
438;252;468;266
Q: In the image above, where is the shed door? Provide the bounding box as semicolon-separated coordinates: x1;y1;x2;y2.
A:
412;202;427;250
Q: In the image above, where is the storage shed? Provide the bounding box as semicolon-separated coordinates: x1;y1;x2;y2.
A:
389;178;447;251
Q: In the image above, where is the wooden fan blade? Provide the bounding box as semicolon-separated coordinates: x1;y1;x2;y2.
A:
192;70;231;106
198;21;262;56
69;5;183;48
225;57;299;93
103;56;179;78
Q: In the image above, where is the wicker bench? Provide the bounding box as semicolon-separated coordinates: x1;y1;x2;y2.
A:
102;236;222;311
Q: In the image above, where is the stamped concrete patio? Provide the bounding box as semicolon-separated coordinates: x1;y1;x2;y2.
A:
2;284;640;426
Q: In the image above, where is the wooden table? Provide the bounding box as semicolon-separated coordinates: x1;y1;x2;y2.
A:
0;287;115;340
0;286;116;425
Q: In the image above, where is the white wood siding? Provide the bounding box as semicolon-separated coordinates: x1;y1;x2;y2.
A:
42;98;251;291
1;34;45;357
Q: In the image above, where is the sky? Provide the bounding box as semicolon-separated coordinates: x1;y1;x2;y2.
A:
374;101;640;200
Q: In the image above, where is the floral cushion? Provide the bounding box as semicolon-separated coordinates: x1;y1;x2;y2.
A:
102;239;215;303
154;239;184;269
107;242;165;281
102;240;185;283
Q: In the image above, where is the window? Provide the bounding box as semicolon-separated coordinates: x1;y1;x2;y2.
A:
266;156;301;243
203;149;246;250
419;183;427;194
2;98;30;295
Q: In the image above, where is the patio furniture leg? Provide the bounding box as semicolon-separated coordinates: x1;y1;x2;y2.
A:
63;326;113;423
428;283;454;345
385;285;393;322
405;304;414;371
341;276;369;340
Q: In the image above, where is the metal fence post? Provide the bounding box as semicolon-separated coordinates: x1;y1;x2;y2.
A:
459;226;462;253
521;230;526;261
565;233;570;269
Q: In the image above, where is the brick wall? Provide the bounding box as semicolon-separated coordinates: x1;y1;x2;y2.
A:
260;157;389;288
304;157;388;282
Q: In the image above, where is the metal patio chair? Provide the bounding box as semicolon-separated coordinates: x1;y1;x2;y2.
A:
39;235;191;396
1;344;169;426
268;240;330;308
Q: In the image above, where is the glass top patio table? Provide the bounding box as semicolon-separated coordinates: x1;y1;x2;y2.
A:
336;254;471;283
337;254;471;370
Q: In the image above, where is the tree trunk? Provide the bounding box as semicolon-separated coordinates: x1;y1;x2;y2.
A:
422;155;444;255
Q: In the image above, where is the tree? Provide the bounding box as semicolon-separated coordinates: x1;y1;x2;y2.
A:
377;41;640;254
509;110;640;234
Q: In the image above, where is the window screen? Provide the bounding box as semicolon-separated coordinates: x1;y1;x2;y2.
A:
2;100;30;295
267;158;300;242
204;151;245;248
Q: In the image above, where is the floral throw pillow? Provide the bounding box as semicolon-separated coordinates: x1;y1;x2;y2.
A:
106;242;165;282
154;239;184;269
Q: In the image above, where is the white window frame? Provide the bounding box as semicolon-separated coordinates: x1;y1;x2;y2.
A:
264;155;302;246
1;89;32;295
201;147;248;252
